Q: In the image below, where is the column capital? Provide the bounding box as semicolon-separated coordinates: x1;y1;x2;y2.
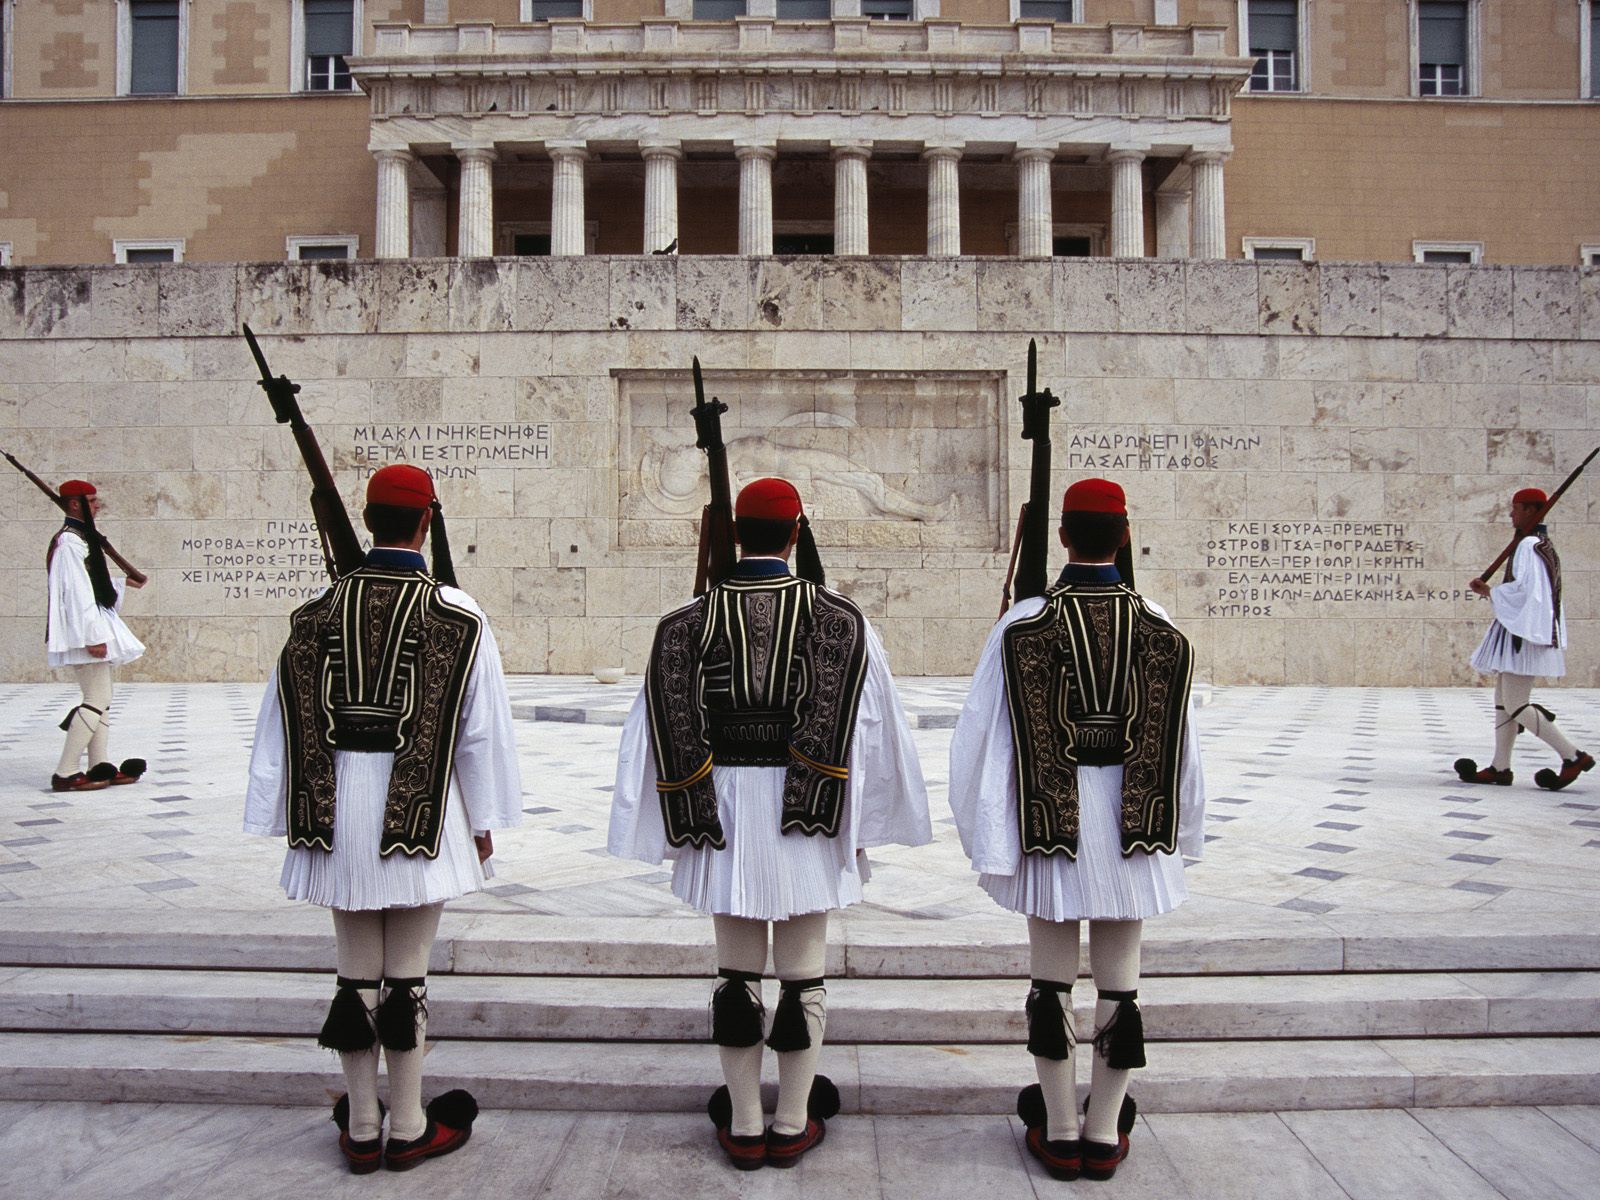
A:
1104;146;1148;165
452;143;498;165
921;143;964;163
831;139;873;162
734;141;778;162
640;139;684;161
373;146;415;165
546;140;590;163
1012;144;1056;164
1184;147;1232;166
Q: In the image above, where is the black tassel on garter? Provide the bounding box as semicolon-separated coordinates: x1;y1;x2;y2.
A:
710;968;764;1048
1025;978;1074;1061
766;977;825;1052
429;500;459;588
1093;989;1146;1070
317;976;379;1053
376;977;428;1051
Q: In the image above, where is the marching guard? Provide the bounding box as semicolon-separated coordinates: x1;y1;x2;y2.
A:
949;479;1206;1182
609;477;931;1170
1456;485;1593;789
46;479;147;792
243;464;523;1173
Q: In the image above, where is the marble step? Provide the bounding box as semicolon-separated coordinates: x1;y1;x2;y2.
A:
1;1031;1596;1113
1;966;1596;1043
3;908;1597;978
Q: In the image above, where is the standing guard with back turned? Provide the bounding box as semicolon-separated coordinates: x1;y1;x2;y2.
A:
950;478;1206;1183
243;464;523;1174
610;476;931;1171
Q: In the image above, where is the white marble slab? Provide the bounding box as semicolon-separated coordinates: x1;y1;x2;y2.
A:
1143;1111;1348;1200
1413;1106;1600;1200
1279;1108;1505;1200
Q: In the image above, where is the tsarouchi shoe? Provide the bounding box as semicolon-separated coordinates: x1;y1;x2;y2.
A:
707;1085;767;1171
50;772;109;792
765;1118;826;1168
90;759;146;786
331;1094;384;1175
1454;758;1512;785
384;1090;477;1172
1081;1133;1130;1181
1024;1127;1082;1181
1536;751;1596;791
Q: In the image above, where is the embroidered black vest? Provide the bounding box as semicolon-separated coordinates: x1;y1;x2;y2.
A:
644;576;870;849
1502;530;1562;650
1001;581;1193;859
278;564;482;859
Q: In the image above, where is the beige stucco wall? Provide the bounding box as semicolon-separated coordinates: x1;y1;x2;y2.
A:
2;257;1596;686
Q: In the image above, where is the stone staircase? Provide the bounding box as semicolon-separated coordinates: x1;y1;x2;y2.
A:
1;909;1597;1113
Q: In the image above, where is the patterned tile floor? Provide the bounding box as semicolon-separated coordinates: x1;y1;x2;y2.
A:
0;678;1597;925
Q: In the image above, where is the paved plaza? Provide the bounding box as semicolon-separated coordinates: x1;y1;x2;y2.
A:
1;677;1599;1197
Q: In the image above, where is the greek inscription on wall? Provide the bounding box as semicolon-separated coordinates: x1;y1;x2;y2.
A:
352;423;552;479
179;521;331;605
1064;428;1264;472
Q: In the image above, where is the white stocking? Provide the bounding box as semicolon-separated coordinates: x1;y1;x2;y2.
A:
381;903;444;1142
713;914;769;1138
1497;673;1579;763
330;908;384;1142
1027;917;1081;1142
1085;919;1142;1145
55;663;112;776
771;911;829;1137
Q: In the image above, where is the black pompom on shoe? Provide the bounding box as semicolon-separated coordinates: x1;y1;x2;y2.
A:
384;1091;478;1173
1536;751;1595;791
1454;758;1511;785
808;1074;841;1121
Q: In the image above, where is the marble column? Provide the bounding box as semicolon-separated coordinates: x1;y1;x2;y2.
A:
923;144;962;257
1188;149;1229;260
736;142;776;256
549;141;589;256
1014;146;1054;258
455;145;497;258
641;140;682;255
1155;188;1192;258
832;141;871;256
373;148;414;259
1107;148;1146;259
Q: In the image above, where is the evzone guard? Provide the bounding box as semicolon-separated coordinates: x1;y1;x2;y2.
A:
244;465;523;1173
950;479;1206;1183
609;478;932;1170
44;479;148;792
1456;484;1593;789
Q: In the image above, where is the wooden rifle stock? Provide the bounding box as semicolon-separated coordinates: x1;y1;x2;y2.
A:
1001;339;1060;615
690;357;737;595
1477;445;1600;582
242;324;365;580
4;449;148;586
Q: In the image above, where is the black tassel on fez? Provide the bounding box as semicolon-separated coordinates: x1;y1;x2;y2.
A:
318;978;379;1053
429;500;459;588
794;516;825;586
711;968;765;1048
1025;979;1074;1061
1093;989;1146;1070
376;978;428;1051
766;977;824;1052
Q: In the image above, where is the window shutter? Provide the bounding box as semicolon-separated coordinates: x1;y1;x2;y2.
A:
130;1;180;95
776;0;832;17
305;0;355;58
1247;1;1297;54
1418;2;1467;66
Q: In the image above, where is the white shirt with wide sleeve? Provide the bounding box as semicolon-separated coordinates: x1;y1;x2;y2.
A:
46;530;145;668
948;595;1206;922
608;608;932;921
1470;535;1566;677
243;585;523;911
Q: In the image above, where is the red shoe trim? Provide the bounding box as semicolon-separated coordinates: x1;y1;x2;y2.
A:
1025;1127;1082;1179
384;1120;470;1171
717;1126;767;1169
766;1118;825;1167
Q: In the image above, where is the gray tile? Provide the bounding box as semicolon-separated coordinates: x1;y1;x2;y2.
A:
1414;1107;1600;1200
136;878;199;893
1147;1111;1345;1200
1280;1108;1505;1200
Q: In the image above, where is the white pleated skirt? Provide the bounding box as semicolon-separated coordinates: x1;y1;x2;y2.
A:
672;764;864;922
1470;622;1565;678
279;750;488;911
978;763;1188;922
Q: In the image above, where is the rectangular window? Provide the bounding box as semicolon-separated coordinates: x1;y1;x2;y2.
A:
525;0;584;17
1247;1;1299;93
0;242;12;267
288;235;358;260
1582;244;1600;266
114;239;184;264
862;0;913;18
1418;1;1467;96
1053;235;1093;257
1413;240;1480;263
1243;236;1315;261
305;0;354;91
777;0;831;16
774;231;834;255
130;0;180;95
692;0;745;17
1592;6;1599;98
514;233;552;256
1019;1;1077;19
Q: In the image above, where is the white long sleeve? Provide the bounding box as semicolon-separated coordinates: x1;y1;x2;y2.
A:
1489;536;1563;647
46;531;144;668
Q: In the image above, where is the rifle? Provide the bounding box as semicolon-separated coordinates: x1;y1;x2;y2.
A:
690;357;737;596
1477;445;1600;582
1000;339;1060;615
4;449;148;586
242;324;365;581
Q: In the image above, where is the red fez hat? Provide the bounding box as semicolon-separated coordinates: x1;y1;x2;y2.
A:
1512;487;1548;507
59;480;97;498
735;477;803;522
1062;478;1127;516
367;464;436;510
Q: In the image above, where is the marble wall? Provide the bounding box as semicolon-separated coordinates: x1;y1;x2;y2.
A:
1;257;1596;685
